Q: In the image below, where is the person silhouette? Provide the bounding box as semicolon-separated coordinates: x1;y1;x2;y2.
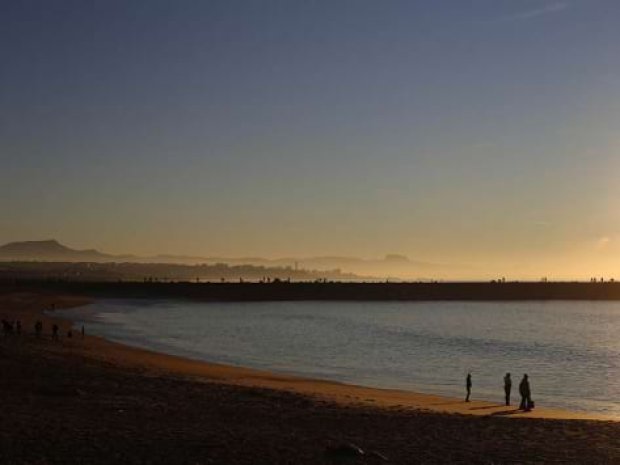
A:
519;374;532;411
504;373;512;406
35;320;43;338
465;373;472;402
52;324;59;341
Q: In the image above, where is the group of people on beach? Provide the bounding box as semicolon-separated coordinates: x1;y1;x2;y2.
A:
2;319;22;335
465;372;534;411
2;317;84;340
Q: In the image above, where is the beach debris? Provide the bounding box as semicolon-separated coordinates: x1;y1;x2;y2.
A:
325;442;365;460
367;450;389;461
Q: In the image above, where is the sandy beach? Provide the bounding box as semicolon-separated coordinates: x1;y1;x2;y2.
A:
1;291;619;464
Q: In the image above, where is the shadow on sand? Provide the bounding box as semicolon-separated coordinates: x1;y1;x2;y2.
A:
469;405;502;411
490;409;527;417
429;401;466;407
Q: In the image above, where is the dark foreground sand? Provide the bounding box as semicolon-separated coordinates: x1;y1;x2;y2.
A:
1;292;619;464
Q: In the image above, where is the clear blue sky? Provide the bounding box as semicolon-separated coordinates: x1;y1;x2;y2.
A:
1;1;619;278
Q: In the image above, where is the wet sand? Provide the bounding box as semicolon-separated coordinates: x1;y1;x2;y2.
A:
1;291;619;464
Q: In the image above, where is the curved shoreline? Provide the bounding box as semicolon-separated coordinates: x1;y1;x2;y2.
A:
4;291;617;422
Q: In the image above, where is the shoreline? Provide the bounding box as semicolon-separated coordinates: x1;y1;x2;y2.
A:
3;290;620;463
13;292;615;423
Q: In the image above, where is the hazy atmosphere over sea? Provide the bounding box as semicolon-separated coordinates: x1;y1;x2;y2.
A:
2;0;620;279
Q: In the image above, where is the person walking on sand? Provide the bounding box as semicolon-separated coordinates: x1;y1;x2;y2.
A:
465;373;472;402
504;372;512;406
35;320;42;338
519;374;532;411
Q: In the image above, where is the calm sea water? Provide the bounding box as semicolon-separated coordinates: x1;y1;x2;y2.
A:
57;300;620;417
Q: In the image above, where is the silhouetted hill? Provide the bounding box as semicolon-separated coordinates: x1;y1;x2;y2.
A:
0;241;375;281
0;240;464;280
0;240;120;262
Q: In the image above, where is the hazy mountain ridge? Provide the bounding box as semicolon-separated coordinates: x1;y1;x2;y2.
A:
0;240;459;280
0;240;115;261
0;240;377;281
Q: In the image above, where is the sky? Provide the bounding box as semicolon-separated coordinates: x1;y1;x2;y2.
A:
1;0;620;279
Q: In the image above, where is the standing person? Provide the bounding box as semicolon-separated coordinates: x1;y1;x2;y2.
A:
81;325;85;338
52;324;59;341
465;373;472;402
504;373;512;406
519;374;532;411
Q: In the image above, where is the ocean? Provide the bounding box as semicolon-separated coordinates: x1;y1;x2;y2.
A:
56;299;620;417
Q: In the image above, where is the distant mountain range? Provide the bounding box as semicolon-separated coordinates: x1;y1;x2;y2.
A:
0;240;122;262
0;239;468;280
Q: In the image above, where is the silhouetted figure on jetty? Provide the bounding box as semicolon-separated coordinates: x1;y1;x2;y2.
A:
519;374;532;411
465;373;472;402
504;372;512;406
52;324;59;341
